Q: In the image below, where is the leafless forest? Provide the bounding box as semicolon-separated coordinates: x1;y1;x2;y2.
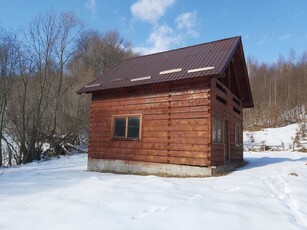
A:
1;10;306;166
244;52;307;129
0;11;134;166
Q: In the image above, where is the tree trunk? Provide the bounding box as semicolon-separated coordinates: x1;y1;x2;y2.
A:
0;137;2;167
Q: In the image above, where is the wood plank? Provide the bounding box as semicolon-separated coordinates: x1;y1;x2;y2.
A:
142;125;209;132
90;152;209;166
91;111;210;121
91;149;208;159
140;136;206;144
91;106;209;116
90;136;207;145
169;131;208;138
92;92;210;107
170;98;209;107
92;100;209;112
143;118;209;126
170;112;210;119
89;131;209;141
92;96;209;106
92;82;209;102
169;92;209;101
90;141;209;152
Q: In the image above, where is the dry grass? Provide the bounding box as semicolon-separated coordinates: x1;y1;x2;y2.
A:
212;171;232;177
213;161;248;177
289;172;298;177
299;148;307;153
237;160;249;168
244;126;264;132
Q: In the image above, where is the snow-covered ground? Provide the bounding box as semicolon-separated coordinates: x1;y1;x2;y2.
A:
0;151;307;230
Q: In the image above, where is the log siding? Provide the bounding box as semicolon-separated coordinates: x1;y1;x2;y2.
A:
89;78;211;167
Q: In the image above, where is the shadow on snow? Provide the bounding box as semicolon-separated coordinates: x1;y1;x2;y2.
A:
239;155;307;171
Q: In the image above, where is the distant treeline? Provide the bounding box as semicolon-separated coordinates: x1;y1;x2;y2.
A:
0;10;135;166
244;50;307;129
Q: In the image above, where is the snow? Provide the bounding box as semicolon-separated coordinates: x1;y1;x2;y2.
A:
0;151;307;230
244;123;299;150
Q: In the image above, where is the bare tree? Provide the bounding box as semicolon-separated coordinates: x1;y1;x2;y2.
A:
244;51;307;129
5;10;83;163
50;12;83;138
1;11;137;165
66;29;137;143
72;30;135;80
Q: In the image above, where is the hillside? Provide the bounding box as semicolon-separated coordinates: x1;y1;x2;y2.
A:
244;123;306;151
244;52;307;129
244;123;298;150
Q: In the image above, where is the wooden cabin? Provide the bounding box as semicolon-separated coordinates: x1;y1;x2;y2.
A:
78;36;254;177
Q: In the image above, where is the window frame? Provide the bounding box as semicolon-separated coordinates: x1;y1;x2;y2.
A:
212;116;223;144
111;114;142;141
235;123;241;146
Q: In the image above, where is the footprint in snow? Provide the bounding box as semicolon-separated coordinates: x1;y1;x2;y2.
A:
144;206;167;213
190;194;203;199
131;206;167;220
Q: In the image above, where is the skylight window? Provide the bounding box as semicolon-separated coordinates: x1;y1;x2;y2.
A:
187;66;215;73
111;78;126;82
159;68;182;75
85;83;101;88
130;76;151;82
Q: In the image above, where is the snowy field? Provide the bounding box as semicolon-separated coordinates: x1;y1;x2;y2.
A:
244;123;299;150
0;151;307;230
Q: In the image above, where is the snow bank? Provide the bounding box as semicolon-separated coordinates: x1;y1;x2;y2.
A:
244;123;299;150
0;152;307;230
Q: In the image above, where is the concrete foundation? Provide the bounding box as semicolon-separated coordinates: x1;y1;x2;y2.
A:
87;158;241;177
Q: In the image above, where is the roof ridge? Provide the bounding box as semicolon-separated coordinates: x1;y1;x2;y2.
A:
125;36;241;61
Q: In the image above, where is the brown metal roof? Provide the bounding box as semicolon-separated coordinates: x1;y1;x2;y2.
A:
78;36;242;94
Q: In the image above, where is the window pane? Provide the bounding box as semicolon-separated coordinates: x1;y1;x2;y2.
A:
217;120;222;142
235;125;240;144
212;117;223;144
127;117;140;139
114;118;126;138
212;117;217;142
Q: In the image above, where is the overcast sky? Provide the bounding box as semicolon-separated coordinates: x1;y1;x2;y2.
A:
0;0;306;62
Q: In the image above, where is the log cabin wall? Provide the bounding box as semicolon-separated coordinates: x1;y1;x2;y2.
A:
89;77;211;167
210;78;243;166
